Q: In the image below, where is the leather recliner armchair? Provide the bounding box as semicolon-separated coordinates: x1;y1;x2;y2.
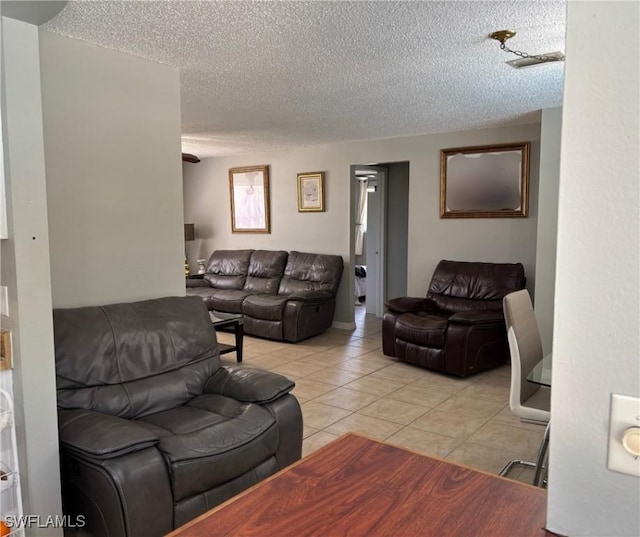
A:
53;296;303;536
382;260;526;377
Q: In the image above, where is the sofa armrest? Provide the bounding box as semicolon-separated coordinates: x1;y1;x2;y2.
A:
58;409;159;460
205;366;295;404
283;290;333;303
448;310;504;325
186;278;211;288
385;296;437;314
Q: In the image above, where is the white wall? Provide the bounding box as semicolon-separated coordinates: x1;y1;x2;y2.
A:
535;107;562;354
39;31;185;308
548;2;640;536
183;122;541;325
1;16;62;533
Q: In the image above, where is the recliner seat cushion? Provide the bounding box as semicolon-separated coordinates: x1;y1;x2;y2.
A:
139;394;277;502
395;313;448;347
243;295;289;321
206;289;251;314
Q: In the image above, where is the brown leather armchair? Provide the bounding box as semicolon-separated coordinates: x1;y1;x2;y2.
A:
382;260;526;377
53;296;302;536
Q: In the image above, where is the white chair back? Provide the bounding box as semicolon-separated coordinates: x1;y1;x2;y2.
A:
503;290;550;422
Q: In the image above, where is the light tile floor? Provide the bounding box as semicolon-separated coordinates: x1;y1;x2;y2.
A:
217;305;544;485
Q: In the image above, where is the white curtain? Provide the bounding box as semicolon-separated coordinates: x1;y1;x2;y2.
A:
355;179;367;255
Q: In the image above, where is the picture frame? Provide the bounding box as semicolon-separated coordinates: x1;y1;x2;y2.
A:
440;142;530;218
228;165;270;233
297;172;325;212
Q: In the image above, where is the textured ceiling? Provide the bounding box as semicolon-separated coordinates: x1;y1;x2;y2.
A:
43;1;566;158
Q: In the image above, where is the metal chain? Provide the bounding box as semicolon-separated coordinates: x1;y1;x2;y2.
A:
500;42;564;63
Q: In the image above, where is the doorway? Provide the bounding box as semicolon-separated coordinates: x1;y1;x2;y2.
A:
351;161;409;322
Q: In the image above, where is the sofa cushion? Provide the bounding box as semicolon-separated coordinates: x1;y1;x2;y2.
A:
204;249;254;290
244;250;288;294
278;251;344;296
243;294;289;321
395;312;448;347
139;394;277;502
207;289;251;314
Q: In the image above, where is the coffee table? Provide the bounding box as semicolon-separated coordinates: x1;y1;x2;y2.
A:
209;311;244;363
168;433;549;537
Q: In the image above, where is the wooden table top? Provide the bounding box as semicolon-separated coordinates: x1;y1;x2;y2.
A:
168;433;549;537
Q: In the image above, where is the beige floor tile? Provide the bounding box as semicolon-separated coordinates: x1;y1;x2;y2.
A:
343;338;382;350
303;367;365;386
370;362;432;384
433;395;505;419
410;372;473;393
244;353;297;370
467;422;545;461
410;410;490;439
302;426;318;439
312;387;381;412
491;406;549;432
292;378;337;400
446;441;527;475
302;431;341;458
315;345;373;359
297;354;354;368
260;346;320;360
458;375;511;402
300;402;353;429
386;426;463;459
338;359;389;376
343;376;406;396
325;413;404;441
386;385;452;408
271;361;327;377
358;398;429;425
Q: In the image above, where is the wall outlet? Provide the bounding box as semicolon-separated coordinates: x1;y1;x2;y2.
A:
608;393;640;477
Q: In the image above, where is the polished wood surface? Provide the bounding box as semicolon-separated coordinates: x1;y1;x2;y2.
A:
168;433;549;537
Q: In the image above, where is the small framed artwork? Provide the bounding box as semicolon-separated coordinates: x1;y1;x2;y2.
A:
229;165;270;233
297;172;325;212
440;142;530;218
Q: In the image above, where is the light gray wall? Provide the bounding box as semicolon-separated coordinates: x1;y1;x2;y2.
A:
39;31;185;308
547;2;639;535
0;15;62;533
183;122;541;325
535;107;562;354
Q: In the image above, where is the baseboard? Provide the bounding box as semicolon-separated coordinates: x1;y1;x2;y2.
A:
332;321;356;330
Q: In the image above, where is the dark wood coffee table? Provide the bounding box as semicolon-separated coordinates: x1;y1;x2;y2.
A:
168;433;550;537
209;311;244;363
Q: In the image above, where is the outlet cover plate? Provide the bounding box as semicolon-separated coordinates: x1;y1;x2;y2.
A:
608;393;640;477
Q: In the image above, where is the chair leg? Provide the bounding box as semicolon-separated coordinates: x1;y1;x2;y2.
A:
500;421;550;487
533;422;551;487
499;458;537;478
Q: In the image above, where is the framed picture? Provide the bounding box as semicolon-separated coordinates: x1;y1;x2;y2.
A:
228;165;270;233
440;142;530;218
297;172;325;212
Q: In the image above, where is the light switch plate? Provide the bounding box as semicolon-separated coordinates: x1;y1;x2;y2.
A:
0;286;7;317
608;393;640;477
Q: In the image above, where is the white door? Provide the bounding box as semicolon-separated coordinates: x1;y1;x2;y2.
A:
359;167;386;317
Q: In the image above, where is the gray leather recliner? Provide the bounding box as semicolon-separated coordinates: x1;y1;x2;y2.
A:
53;296;303;536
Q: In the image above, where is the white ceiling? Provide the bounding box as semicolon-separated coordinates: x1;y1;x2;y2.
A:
42;0;567;158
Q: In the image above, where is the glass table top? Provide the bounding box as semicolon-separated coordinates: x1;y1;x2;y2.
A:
527;353;552;387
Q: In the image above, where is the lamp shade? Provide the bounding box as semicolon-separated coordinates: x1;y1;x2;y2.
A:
184;224;195;242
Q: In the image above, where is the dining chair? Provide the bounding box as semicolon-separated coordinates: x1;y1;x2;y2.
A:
499;289;551;486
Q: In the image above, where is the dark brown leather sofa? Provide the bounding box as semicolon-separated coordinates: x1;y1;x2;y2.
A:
382;260;526;377
53;296;302;536
187;249;344;342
